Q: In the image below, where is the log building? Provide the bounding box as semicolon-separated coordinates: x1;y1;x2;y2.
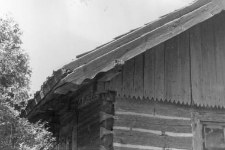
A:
23;0;225;149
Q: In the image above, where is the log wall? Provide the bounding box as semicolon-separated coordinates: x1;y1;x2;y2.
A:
77;99;101;150
113;97;193;150
57;112;76;150
52;87;225;150
105;11;225;108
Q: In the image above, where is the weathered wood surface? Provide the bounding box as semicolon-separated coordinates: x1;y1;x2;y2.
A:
144;45;155;99
190;12;225;107
122;58;134;97
106;29;191;104
114;97;193;150
105;11;225;107
154;44;165;101
100;91;116;150
77;99;101;150
114;115;192;133
114;130;192;149
134;54;144;99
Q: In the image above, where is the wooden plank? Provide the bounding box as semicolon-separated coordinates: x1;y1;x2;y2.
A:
164;36;179;102
177;31;191;104
114;144;161;150
219;12;225;107
62;1;223;88
64;0;212;71
114;114;192;133
197;112;225;122
114;129;192;149
113;143;191;150
213;12;225;107
190;23;203;106
205;17;217;107
200;18;210;106
144;48;155;99
115;97;191;118
154;102;191;118
115;97;154;115
200;17;216;107
114;113;191;127
134;53;144;99
154;44;165;100
192;112;203;150
122;58;134;97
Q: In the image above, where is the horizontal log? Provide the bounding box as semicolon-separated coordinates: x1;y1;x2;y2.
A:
115;111;191;121
154;102;191;118
100;127;113;138
100;134;113;148
114;116;192;133
115;97;154;114
115;97;191;118
114;130;192;149
114;126;193;137
197;112;225;122
113;143;190;150
100;112;114;122
101;118;114;131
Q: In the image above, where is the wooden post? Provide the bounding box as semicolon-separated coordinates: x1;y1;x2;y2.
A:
100;91;116;150
192;112;203;150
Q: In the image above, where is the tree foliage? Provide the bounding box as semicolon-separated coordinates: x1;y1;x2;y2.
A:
0;15;31;104
0;15;55;150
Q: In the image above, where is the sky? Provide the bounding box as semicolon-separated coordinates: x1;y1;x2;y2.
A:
0;0;194;93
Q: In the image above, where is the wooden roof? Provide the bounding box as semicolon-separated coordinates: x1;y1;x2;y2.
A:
24;0;225;117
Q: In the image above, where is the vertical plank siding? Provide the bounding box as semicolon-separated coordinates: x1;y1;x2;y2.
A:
106;12;225;107
213;12;225;107
122;58;135;97
154;44;165;100
107;27;191;104
134;54;144;99
190;12;225;107
144;45;155;99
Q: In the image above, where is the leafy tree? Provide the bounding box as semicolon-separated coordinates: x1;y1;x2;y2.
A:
0;15;55;150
